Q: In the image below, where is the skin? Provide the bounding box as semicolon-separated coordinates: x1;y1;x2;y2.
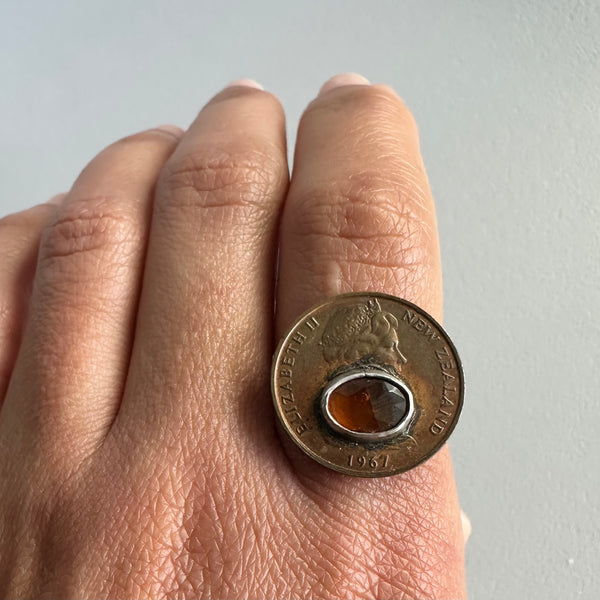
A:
0;74;467;599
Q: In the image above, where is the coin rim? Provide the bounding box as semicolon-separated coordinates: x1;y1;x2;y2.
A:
271;292;465;477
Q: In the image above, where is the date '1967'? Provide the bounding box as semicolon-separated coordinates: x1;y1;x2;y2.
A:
348;454;390;469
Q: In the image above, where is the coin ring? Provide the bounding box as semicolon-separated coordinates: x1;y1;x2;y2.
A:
271;292;464;478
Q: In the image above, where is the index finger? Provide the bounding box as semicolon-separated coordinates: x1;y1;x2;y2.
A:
276;75;465;599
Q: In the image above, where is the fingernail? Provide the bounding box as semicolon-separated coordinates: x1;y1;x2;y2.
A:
460;509;472;544
47;193;67;206
155;124;184;137
224;78;264;90
318;72;370;96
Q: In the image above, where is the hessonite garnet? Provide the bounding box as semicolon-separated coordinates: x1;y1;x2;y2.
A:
328;377;408;434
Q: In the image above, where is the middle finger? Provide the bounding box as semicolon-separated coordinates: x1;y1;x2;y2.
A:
117;83;288;450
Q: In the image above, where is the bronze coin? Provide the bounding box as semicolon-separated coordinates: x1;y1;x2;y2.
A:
271;292;464;477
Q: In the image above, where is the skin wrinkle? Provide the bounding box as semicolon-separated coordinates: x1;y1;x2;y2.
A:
120;267;275;442
283;169;439;320
162;149;283;196
156;147;286;238
267;470;398;598
350;156;431;215
287;447;459;596
272;517;352;597
299;495;419;596
39;195;143;261
194;482;238;595
9;384;108;471
178;447;375;598
132;288;242;383
11;465;87;597
311;254;427;309
127;503;172;593
302;206;428;251
103;456;193;597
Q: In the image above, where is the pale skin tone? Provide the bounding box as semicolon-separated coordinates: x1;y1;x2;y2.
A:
0;73;468;599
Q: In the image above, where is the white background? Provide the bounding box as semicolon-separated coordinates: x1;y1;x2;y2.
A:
2;1;599;597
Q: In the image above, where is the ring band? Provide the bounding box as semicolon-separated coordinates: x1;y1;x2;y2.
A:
271;292;464;477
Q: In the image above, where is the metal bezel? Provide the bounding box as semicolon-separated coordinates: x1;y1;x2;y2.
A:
320;368;415;442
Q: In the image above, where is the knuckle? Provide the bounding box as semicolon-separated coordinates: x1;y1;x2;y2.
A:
0;205;53;238
295;173;433;256
72;131;176;189
39;196;140;263
159;145;284;222
0;212;27;234
291;175;436;296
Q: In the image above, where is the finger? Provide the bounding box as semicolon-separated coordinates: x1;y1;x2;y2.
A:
276;75;464;598
2;128;182;461
116;83;288;452
0;198;63;404
278;80;441;330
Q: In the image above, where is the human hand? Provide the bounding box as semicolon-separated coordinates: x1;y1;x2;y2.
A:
0;73;467;599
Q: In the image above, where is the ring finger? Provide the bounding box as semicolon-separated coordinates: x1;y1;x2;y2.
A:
1;128;181;465
0;197;63;404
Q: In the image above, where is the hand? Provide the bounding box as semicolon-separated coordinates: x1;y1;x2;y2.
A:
0;74;467;599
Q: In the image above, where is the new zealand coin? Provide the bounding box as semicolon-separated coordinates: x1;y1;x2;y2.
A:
271;292;464;477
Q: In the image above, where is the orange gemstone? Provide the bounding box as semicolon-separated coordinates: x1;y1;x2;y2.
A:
328;377;408;434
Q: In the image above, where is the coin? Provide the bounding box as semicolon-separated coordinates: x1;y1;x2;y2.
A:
271;292;464;477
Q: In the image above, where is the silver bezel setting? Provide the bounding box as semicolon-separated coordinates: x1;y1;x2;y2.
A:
320;368;415;442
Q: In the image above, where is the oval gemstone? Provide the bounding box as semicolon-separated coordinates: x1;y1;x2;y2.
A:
327;377;408;434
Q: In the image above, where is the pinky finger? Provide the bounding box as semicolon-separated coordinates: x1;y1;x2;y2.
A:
0;196;64;403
